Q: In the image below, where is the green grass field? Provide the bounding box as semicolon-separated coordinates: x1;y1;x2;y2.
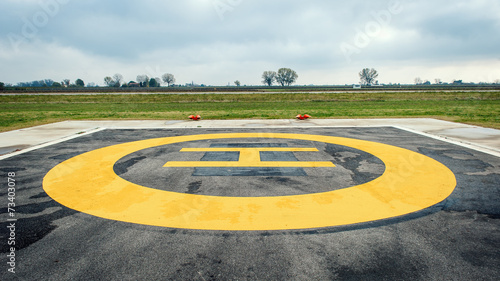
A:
1;91;499;132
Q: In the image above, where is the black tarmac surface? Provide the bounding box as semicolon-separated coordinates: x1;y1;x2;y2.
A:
1;127;499;280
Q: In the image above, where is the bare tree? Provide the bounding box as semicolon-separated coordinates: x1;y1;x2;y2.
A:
155;77;162;86
414;77;423;85
113;74;124;87
104;76;114;87
137;75;149;87
434;78;442;84
359;68;378;85
262;71;277;86
276;68;298;86
162;73;176;87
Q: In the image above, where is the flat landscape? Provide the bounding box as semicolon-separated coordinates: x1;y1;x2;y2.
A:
3;1;500;280
1;90;499;132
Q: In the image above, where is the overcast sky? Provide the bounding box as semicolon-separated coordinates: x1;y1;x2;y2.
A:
1;0;499;86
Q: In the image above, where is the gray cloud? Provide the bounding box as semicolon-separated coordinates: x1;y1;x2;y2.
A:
1;0;499;85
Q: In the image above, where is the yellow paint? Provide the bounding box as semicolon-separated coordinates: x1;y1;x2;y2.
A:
43;133;457;231
165;147;335;168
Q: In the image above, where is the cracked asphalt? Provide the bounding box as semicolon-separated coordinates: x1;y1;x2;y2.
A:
1;127;499;280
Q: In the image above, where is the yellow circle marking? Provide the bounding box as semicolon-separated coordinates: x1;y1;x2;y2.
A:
43;133;456;231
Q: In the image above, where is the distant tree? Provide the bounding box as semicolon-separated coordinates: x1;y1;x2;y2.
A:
113;74;123;87
262;71;277;86
30;80;48;87
234;80;241;87
276;68;298;86
434;78;442;84
494;79;500;84
52;82;62;87
104;76;114;87
149;77;159;87
0;82;4;90
75;79;85;87
162;73;176;87
414;77;423;85
137;75;149;87
62;79;71;87
359;68;378;85
42;79;55;86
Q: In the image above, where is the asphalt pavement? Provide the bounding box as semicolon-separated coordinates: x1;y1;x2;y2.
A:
1;123;499;280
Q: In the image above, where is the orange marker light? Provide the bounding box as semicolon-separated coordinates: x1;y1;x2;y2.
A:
296;114;311;120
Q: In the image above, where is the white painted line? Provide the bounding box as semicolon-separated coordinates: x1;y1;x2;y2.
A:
0;127;107;160
1;125;498;160
104;126;500;157
393;126;500;158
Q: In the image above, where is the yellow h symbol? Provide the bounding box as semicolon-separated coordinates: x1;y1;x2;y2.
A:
164;148;335;168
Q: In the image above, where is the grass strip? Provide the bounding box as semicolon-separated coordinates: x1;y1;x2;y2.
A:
1;92;499;132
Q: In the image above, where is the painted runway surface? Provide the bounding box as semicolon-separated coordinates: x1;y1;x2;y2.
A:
1;127;499;280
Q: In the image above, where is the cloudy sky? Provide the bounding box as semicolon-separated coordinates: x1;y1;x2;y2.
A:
1;0;499;86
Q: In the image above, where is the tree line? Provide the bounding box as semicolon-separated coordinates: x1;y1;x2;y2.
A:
0;79;85;88
261;68;299;86
103;73;176;88
0;74;176;89
0;67;389;89
259;67;378;86
4;67;496;90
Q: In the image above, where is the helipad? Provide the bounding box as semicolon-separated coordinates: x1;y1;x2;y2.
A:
1;120;499;280
43;132;456;231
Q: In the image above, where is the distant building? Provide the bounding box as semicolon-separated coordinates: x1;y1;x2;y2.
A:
185;81;200;87
353;84;362;89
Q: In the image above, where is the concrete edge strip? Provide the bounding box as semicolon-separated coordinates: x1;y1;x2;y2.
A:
0;127;107;160
392;125;500;158
106;126;500;157
106;125;395;129
1;125;499;160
